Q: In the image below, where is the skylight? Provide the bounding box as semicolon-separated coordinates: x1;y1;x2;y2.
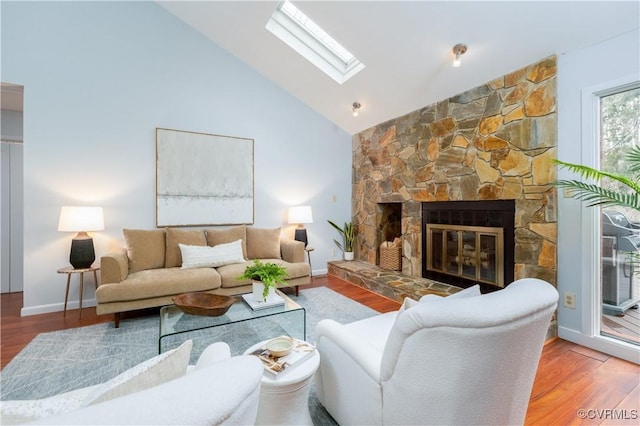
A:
266;1;365;84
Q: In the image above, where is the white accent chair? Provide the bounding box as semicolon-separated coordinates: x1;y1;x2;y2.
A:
314;278;559;426
5;342;263;426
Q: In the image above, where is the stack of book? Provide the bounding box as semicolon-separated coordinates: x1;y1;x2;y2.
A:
249;338;316;378
241;292;285;310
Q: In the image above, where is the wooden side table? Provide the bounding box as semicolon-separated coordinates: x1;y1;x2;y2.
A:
305;247;314;277
57;266;100;319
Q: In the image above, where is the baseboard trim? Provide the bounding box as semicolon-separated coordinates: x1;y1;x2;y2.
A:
20;299;97;317
558;326;640;365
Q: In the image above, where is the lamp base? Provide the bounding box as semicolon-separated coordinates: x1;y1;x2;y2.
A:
294;228;308;247
70;236;95;269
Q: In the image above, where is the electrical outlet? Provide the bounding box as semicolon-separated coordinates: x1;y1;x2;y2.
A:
331;249;337;256
563;292;576;309
332;195;337;203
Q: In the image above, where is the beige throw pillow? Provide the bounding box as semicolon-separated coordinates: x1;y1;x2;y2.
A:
165;228;207;268
246;227;281;259
123;229;166;273
206;225;247;258
86;340;193;405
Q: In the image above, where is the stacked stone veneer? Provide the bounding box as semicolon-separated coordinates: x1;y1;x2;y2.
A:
353;56;558;287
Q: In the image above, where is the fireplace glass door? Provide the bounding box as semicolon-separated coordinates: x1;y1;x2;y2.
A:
427;224;504;287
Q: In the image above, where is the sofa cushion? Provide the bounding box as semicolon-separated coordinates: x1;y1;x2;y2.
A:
165;228;206;268
87;340;192;405
123;229;166;273
246;227;281;259
217;259;309;288
96;268;222;303
179;240;245;269
206;225;247;259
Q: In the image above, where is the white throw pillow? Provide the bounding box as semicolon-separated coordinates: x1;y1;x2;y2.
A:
0;341;193;425
180;240;245;269
445;284;481;299
417;284;480;303
400;285;481;313
398;297;418;313
85;339;192;405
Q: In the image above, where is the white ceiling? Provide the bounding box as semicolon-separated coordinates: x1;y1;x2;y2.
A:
162;1;638;135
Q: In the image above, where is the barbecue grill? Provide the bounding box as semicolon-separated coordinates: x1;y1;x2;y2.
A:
601;210;640;315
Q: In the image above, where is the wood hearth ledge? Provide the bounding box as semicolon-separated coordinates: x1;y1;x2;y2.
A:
328;260;461;303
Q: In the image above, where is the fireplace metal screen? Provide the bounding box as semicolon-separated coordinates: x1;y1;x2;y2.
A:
426;224;504;288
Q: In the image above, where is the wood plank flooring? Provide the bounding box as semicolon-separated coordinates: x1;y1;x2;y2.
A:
2;275;639;425
602;307;640;345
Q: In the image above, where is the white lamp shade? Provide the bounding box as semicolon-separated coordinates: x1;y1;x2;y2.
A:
58;206;104;232
288;206;313;224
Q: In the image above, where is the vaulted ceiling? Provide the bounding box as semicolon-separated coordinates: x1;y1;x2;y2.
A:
159;1;640;135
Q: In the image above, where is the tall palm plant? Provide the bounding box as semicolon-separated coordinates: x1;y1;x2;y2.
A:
555;144;640;211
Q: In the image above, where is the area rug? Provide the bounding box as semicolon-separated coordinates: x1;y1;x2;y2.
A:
0;287;377;425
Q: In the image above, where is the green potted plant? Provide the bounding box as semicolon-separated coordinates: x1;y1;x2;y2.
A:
555;145;640;277
238;259;289;302
328;220;356;260
555;145;640;210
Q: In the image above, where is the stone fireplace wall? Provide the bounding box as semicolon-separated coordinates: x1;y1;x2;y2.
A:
353;56;557;286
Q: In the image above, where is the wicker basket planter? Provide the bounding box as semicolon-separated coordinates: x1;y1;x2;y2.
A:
380;246;402;271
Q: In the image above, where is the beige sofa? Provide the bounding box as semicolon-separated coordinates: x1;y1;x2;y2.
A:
97;225;310;327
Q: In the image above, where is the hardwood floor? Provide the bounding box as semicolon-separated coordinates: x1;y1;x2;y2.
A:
2;275;639;425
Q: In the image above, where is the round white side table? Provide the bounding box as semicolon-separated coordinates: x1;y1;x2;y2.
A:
244;339;320;425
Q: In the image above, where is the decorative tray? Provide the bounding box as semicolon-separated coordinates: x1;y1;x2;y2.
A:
173;293;237;317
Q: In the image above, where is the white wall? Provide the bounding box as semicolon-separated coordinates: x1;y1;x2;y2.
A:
557;28;640;362
1;1;352;315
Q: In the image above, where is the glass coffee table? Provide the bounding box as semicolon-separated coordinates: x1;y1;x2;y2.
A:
159;290;305;353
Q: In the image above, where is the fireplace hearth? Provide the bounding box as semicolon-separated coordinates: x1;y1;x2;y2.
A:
422;200;515;291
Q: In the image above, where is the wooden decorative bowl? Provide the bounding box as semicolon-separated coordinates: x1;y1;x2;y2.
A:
173;293;237;317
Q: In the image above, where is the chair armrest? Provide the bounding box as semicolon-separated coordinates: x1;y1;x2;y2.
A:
100;249;128;284
315;319;382;382
280;239;305;263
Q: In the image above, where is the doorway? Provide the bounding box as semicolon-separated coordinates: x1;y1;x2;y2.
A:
598;85;640;345
1;82;24;293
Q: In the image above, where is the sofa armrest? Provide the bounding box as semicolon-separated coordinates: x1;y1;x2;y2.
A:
280;239;305;263
100;249;128;284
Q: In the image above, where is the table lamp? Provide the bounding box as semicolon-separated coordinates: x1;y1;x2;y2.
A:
288;206;313;247
58;206;104;269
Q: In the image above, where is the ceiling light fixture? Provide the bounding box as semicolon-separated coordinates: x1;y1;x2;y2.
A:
352;102;361;117
452;43;467;67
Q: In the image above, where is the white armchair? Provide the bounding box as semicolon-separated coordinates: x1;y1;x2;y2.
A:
3;342;263;426
314;278;559;426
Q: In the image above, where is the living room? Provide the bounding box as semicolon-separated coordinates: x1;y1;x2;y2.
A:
1;1;639;424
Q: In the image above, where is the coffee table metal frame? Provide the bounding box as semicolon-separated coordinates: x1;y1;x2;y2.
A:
158;290;306;353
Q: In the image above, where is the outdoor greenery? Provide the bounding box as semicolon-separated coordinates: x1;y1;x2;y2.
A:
327;220;355;252
555;144;640;211
556;87;640;214
238;259;288;301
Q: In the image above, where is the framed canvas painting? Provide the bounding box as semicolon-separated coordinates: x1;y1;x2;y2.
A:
156;128;254;226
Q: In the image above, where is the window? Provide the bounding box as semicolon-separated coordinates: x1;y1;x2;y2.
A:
598;85;640;345
266;1;365;84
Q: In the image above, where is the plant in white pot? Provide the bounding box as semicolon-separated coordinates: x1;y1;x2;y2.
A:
238;259;289;302
328;220;355;261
